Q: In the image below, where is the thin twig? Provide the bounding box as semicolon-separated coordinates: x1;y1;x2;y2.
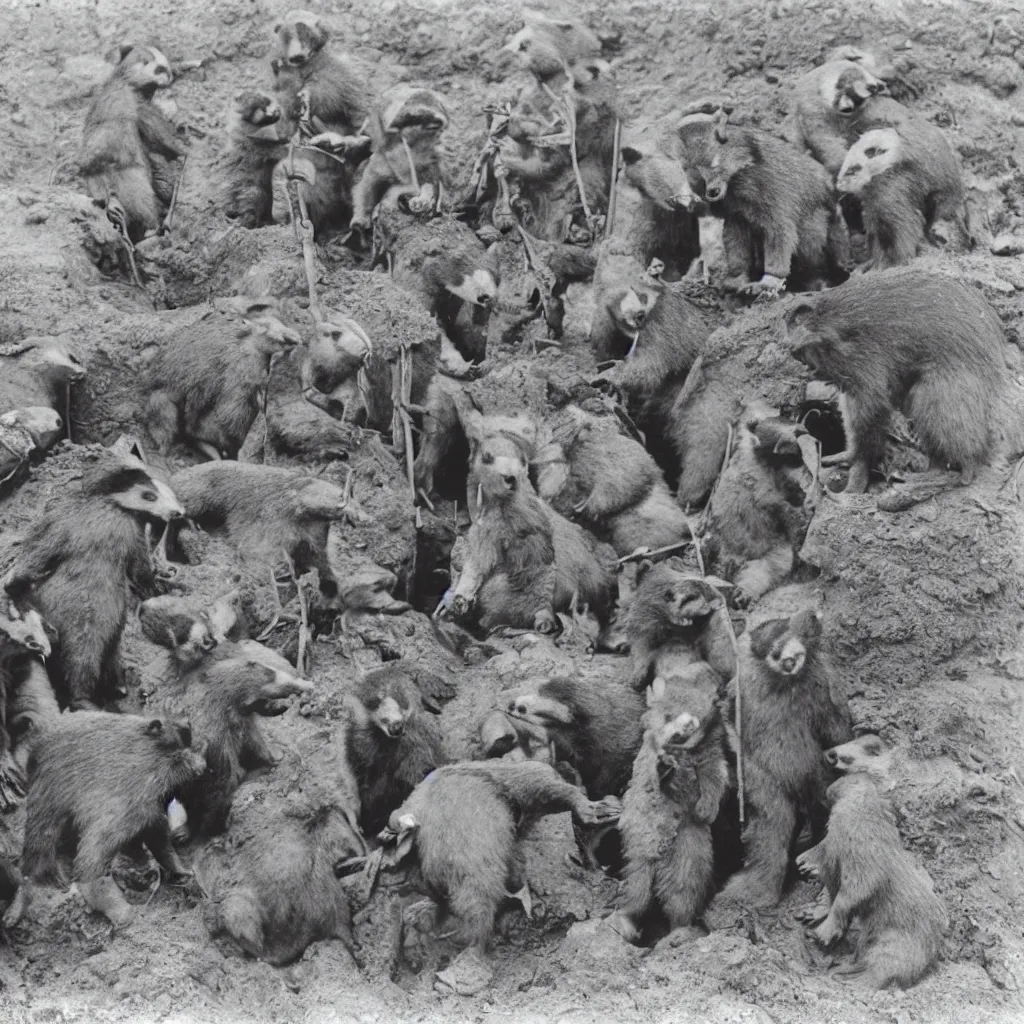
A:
283;549;311;676
540;77;592;226
719;609;744;825
615;537;692;566
161;153;187;234
698;422;734;534
401;135;420;191
399;347;417;502
606;118;621;238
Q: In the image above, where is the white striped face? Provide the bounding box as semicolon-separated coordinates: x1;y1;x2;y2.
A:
445;269;498;309
837;129;901;194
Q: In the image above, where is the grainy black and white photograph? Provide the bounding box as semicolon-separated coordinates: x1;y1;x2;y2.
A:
0;0;1023;1021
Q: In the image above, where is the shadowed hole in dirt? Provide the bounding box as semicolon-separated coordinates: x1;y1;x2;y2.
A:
795;399;845;457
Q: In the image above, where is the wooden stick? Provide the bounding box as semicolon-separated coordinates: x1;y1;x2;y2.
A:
719;608;744;825
161;153;187;234
606;118;621;238
541;80;591;225
283;550;311;676
399;347;417;502
390;358;403;460
295;190;322;324
401;135;420;191
615;537;692;566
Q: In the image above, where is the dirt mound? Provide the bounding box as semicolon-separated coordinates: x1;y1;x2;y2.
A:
1;0;1024;1022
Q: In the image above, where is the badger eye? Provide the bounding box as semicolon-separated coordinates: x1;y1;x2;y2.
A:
482;452;494;465
141;490;157;502
864;147;880;159
664;589;675;602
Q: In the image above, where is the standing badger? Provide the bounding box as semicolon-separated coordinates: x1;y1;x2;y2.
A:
3;454;183;710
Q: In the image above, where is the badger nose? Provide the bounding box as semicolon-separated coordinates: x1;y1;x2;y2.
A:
634;310;646;326
478;293;494;307
503;475;517;490
387;721;405;738
705;185;722;202
782;657;796;672
825;749;838;766
287;54;304;66
26;639;44;653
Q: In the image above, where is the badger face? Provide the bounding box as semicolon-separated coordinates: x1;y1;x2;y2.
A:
445;268;498;310
765;634;807;678
275;11;328;67
836;128;901;195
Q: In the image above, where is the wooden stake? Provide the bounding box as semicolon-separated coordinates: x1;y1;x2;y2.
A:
606;118;621;238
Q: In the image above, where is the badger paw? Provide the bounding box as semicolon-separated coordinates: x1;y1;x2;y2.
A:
742;274;787;297
533;609;559;634
795;849;821;880
795;899;828;926
812;915;843;947
606;912;641;944
577;795;622;827
450;594;473;619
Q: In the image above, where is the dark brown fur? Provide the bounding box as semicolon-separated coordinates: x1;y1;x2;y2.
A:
382;760;620;949
785;269;1009;495
199;803;364;966
0;599;52;810
170;461;350;599
271;11;372;136
499;18;617;241
598;274;712;491
18;713;205;923
451;434;615;632
3;456;183;709
345;665;447;837
704;416;811;608
613;666;729;941
169;656;311;837
837;123;967;267
796;775;947;988
350;85;448;231
670;356;743;509
224;91;291;228
712;610;852;911
624;559;736;692
0;337;86;417
676;112;848;292
139;594;220;668
617;129;702;279
144;306;300;460
78;45;183;240
507;676;644;801
790;59;889;175
264;346;364;463
374;205;500;369
537;405;690;557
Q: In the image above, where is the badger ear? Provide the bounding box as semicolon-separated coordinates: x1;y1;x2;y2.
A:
634;558;655;583
785;300;816;331
105;44;135;65
646;676;666;707
620;145;642;166
713;108;729;144
482;241;501;275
